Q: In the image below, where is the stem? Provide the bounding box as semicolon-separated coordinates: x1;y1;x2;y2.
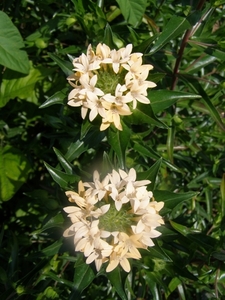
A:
106;7;121;23
171;0;207;90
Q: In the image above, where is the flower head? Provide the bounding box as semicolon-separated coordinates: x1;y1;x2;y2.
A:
67;43;156;131
63;168;164;273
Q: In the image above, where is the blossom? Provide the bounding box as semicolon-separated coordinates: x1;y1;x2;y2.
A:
67;43;156;131
63;168;164;273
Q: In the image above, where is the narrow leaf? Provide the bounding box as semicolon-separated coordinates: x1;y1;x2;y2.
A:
44;162;78;189
74;262;95;293
107;121;131;169
48;52;73;76
138;158;162;190
149;16;190;54
103;23;116;48
153;190;197;210
150;90;201;114
107;268;128;300
180;75;225;131
42;239;63;256
221;173;225;217
39;88;68;108
127;103;167;128
53;148;74;175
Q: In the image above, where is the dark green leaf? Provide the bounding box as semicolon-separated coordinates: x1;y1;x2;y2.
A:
150;90;201;114
153;190;197;210
53;148;74;175
179;75;225;131
39;88;68;108
107;121;131;169
138;158;162;190
44;162;78;189
42;239;63;256
74;262;95;293
33;214;64;234
127;103;167;128
103;23;116;48
149;16;190;54
48;53;73;76
107;267;128;300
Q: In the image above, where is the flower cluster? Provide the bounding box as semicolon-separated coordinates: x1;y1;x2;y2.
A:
67;43;156;131
63;168;164;272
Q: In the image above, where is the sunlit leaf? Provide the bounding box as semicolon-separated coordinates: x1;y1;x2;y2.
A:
0;63;52;108
0;11;29;74
116;0;147;27
0;145;31;202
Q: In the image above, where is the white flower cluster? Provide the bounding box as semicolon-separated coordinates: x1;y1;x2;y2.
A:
67;43;156;131
63;168;164;273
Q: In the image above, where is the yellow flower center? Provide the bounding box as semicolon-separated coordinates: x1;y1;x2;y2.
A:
98;202;134;233
95;67;126;95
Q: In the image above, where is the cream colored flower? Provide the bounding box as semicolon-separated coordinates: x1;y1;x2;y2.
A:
100;102;132;131
67;43;156;131
106;248;132;273
63;168;164;273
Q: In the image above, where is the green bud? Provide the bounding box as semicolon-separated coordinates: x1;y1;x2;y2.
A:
66;17;76;26
35;38;48;49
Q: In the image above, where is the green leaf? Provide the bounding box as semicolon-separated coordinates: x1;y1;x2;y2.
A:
149;16;191;54
53;148;74;175
150;90;201;114
0;11;29;74
64;140;89;161
170;221;217;250
153;190;197;210
179;75;225;131
74;260;95;293
42;239;63;256
103;23;116;48
127;103;167;128
33;213;64;234
188;40;225;61
107;267;128;300
48;52;73;76
0;145;31;202
138;158;162;190
115;0;147;27
44;162;79;189
0;63;52;108
133;143;183;173
39;88;68;108
221;173;225;217
107;121;131;169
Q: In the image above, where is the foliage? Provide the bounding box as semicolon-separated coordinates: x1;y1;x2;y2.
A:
1;0;225;299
